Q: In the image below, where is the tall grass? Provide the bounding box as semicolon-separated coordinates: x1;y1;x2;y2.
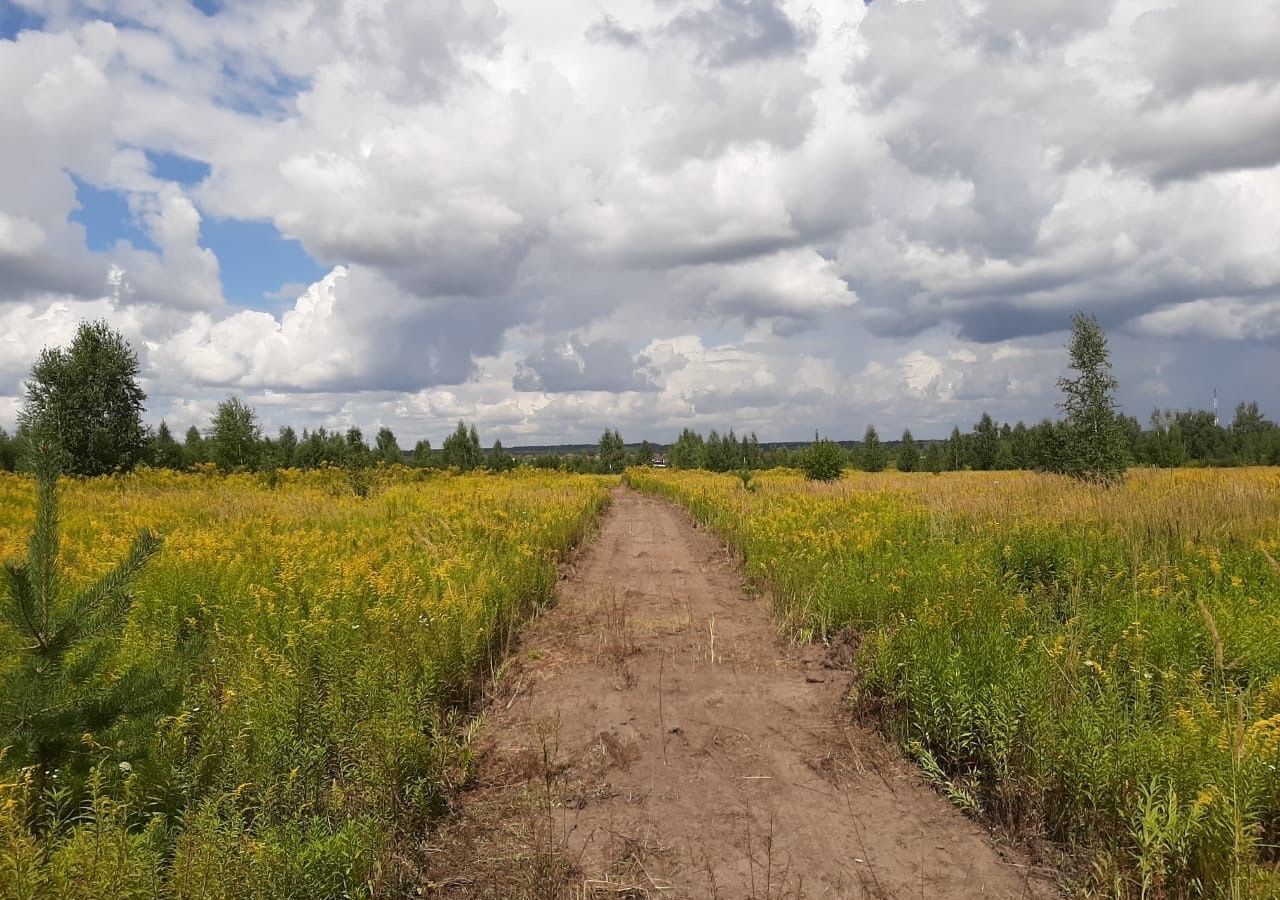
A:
626;466;1280;897
0;467;612;898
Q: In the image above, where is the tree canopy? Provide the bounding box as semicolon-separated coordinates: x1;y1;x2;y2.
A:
375;426;402;465
208;396;262;472
897;429;920;472
442;421;483;471
597;429;627;474
800;432;845;481
19;320;147;475
859;425;887;472
1057;312;1129;484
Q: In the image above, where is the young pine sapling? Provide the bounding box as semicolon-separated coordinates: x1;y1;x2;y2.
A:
0;448;164;795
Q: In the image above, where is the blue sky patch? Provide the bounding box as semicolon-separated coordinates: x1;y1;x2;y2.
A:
214;63;311;117
68;176;158;254
69;172;323;308
200;218;325;309
0;5;43;40
147;149;211;185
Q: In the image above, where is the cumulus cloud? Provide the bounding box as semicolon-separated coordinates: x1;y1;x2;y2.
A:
514;336;659;393
672;248;856;325
113;185;223;309
971;0;1116;49
152;265;518;392
1108;84;1280;182
1;0;1278;443
1133;298;1280;343
0;24;117;299
586;15;643;49
666;0;813;67
1134;4;1280;101
0;292;151;392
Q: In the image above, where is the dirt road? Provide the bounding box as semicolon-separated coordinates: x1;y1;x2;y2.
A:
418;488;1056;898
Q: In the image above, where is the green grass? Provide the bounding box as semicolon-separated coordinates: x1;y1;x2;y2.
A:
0;468;612;899
627;466;1280;898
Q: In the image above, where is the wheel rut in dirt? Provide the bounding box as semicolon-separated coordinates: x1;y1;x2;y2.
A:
419;487;1057;898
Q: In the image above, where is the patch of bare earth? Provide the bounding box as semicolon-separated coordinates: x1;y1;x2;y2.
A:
411;488;1059;899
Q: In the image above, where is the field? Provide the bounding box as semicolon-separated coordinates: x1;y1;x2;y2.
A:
625;467;1280;897
4;464;1279;898
0;467;611;898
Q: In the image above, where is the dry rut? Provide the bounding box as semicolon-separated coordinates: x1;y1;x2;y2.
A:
418;487;1057;899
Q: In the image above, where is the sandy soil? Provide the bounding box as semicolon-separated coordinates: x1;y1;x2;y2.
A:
415;488;1058;899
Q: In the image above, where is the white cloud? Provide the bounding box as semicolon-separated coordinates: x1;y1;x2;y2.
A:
151;264;518;391
0;293;149;389
514;335;659;393
1133;298;1280;343
672;248;856;325
0;212;46;258
1;0;1278;443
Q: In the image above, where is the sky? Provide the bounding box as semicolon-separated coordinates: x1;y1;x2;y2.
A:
1;0;1278;446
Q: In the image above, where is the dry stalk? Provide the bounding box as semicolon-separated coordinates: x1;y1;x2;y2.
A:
1262;546;1280;578
658;652;669;766
1196;596;1225;676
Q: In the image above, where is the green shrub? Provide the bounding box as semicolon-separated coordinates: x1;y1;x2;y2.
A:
799;436;845;481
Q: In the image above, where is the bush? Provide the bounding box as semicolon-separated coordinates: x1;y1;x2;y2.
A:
800;436;845;481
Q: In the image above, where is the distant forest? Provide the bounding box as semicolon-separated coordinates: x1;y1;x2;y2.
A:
3;402;1276;477
2;318;1277;477
647;402;1280;474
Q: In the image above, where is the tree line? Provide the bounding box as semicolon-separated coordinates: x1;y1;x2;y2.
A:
742;400;1279;481
662;314;1280;481
2;316;1277;479
0;321;645;476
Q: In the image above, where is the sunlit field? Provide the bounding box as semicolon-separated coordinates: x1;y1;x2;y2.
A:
0;467;611;898
627;466;1280;898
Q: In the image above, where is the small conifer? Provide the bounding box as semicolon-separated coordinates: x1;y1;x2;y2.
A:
0;445;164;789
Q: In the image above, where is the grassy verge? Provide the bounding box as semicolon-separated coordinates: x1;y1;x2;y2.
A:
0;467;613;899
626;466;1280;898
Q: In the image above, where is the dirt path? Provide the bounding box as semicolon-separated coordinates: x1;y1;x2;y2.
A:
418;488;1057;898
